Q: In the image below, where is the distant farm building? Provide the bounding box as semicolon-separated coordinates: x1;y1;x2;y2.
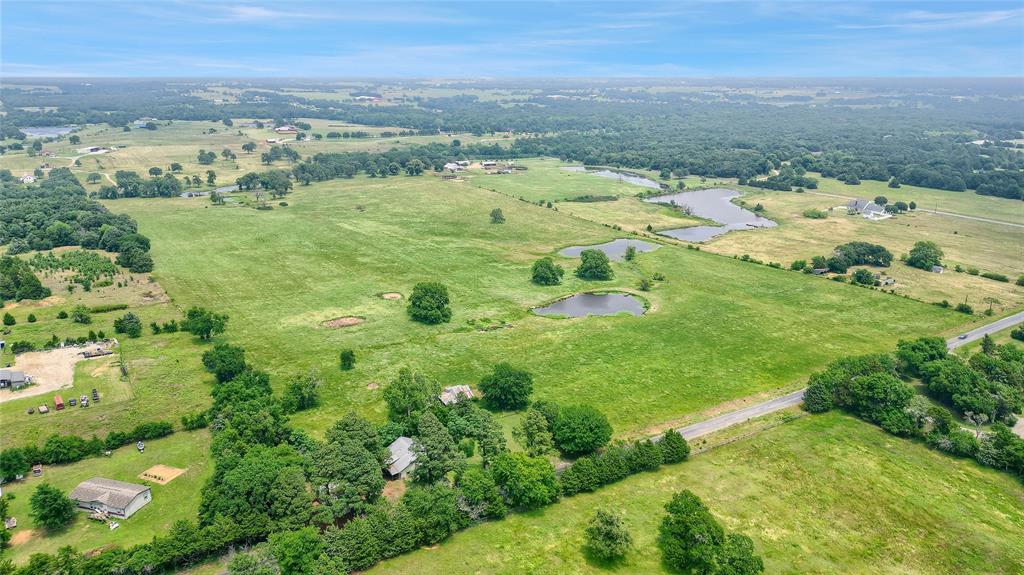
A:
385;436;417;479
438;385;474;406
70;478;152;518
0;369;29;390
481;161;497;168
274;125;297;133
846;199;891;221
18;174;36;184
443;162;464;173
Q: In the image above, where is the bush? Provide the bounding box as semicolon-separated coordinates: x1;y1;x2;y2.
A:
70;304;92;324
113;312;142;337
30;483;77;531
478;363;533;410
56;310;68;319
27;313;36;323
490;452;559;509
659;429;690;463
340;349;356;371
531;257;565;285
89;303;129;313
1011;326;1024;342
584;509;632;561
3;313;15;326
202;343;247;383
552;405;612;456
10;340;36;354
407;282;452;324
802;208;828;219
980;272;1009;283
955;303;973;315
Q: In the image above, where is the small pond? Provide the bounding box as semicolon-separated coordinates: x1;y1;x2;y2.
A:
561;166;663;190
215;184;240;193
533;293;646;318
559;238;660;261
20;126;74;138
644;188;776;241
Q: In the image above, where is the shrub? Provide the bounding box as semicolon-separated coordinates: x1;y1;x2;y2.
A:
955;303;973;315
27;313;36;323
113;312;142;337
2;313;15;326
552;405;612;456
70;305;92;324
202;343;247;383
89;303;129;313
980;272;1009;283
659;429;690;463
531;257;565;285
340;349;356;370
56;310;68;319
407;282;452;324
584;509;632;561
490;452;559;509
802;208;828;219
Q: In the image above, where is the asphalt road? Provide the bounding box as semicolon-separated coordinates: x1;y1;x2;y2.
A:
667;311;1024;441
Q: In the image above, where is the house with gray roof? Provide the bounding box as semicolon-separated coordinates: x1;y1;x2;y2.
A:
385;436;417;480
846;198;891;221
438;385;474;406
70;478;152;518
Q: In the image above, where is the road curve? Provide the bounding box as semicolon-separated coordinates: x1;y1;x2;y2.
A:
661;311;1024;442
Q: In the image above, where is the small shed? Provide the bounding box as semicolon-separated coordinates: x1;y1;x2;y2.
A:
812;268;828;275
385;436;417;480
70;478;152;518
438;385;474;406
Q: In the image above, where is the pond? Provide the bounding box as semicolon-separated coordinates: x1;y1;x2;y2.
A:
559;238;660;261
561;166;664;190
20;126;74;138
533;293;646;318
215;184;240;193
644;188;776;241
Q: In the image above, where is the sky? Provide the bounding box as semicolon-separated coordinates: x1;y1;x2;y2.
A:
2;1;1023;77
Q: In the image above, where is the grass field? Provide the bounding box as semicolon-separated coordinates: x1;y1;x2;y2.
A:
2;430;212;564
369;412;1024;575
703;188;1024;314
105;164;966;438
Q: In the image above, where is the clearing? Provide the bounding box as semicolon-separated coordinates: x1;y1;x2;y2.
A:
138;464;187;485
0;342;114;404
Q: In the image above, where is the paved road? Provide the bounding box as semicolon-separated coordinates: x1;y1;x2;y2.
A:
805;191;1024;229
946;310;1024;349
664;311;1024;442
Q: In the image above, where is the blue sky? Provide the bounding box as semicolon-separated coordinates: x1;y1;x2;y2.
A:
2;1;1023;77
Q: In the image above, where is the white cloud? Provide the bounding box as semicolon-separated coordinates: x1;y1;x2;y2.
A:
840;8;1024;31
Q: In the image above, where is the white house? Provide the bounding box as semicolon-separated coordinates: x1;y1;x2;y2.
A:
18;174;36;184
385;437;417;480
846;198;891;221
443;162;463;173
70;478;152;518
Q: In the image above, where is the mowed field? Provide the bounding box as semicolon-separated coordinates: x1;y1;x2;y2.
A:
369;412;1024;575
2;430;212;564
703;187;1024;314
107;163;965;437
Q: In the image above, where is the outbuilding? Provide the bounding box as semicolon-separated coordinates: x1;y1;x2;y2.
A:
0;369;29;390
438;385;474;406
385;436;417;480
931;265;944;274
70;478;152;518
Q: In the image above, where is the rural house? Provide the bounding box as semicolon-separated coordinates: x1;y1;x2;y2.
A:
0;369;29;390
385;436;417;480
846;198;891;221
443;162;464;172
70;478;152;518
438;385;474;406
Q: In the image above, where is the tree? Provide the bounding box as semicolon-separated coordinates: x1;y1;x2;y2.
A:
269;527;322;575
197;149;217;164
339;349;356;370
407;282;452;324
202;343;247;382
719;533;765;575
149;166;163;177
456;467;507;520
383;367;440;426
229;546;281;575
269;467;315;532
888;177;900;188
906;241;943;270
552;405;612;456
412;411;463;483
909;201;917;210
2;313;14;326
281;372;321;413
873;195;888;206
489;208;505;224
575;249;613;280
113;312;142;338
170;162;183;172
207;170;217;185
659;428;691;464
70;304;91;324
479;363;533;410
531;257;565;285
658;490;724;574
490;452;559;509
30;483;76;531
624;245;637;261
851;268;875;285
242;142;257;154
584;509;632;562
312;440;384;518
69;135;81;145
325;411;388;465
182;306;228;340
514;407;555;456
86;172;102;183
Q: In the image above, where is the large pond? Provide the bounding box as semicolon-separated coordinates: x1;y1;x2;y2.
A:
644;188;776;241
20;126;74;138
561;166;663;190
533;293;646;318
559;238;660;261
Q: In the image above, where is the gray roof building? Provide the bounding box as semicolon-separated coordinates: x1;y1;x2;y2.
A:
70;478;152;518
0;369;28;389
438;385;474;406
385;436;417;479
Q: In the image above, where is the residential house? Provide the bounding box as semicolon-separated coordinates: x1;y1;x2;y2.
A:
70;478;152;518
438;385;474;406
18;174;36;184
442;162;463;173
385;437;417;480
274;125;297;133
846;198;891;221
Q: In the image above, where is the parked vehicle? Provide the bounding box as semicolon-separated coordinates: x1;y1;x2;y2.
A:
39;405;49;414
54;395;64;410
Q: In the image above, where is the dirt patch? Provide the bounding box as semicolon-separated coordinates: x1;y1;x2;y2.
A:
139;464;186;485
0;341;116;404
382;479;407;503
9;529;36;546
322;316;364;329
381;292;403;300
366;382;380;390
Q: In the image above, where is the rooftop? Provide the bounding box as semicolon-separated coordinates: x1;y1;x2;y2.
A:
386;436;416;476
70;477;150;509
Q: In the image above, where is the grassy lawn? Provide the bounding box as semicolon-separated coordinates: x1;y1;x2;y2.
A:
106;168;965;438
704;188;1024;314
369;412;1024;575
2;430;212;564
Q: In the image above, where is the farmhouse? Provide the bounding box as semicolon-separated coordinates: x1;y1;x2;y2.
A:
274;125;297;133
443;162;464;173
846;198;891;220
70;478;152;518
18;174;36;184
385;436;417;480
438;385;474;406
0;369;29;390
481;161;497;168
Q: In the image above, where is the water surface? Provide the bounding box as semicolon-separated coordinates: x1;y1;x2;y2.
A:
20;126;74;138
533;293;646;318
644;188;776;241
561;166;663;190
559;238;659;261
